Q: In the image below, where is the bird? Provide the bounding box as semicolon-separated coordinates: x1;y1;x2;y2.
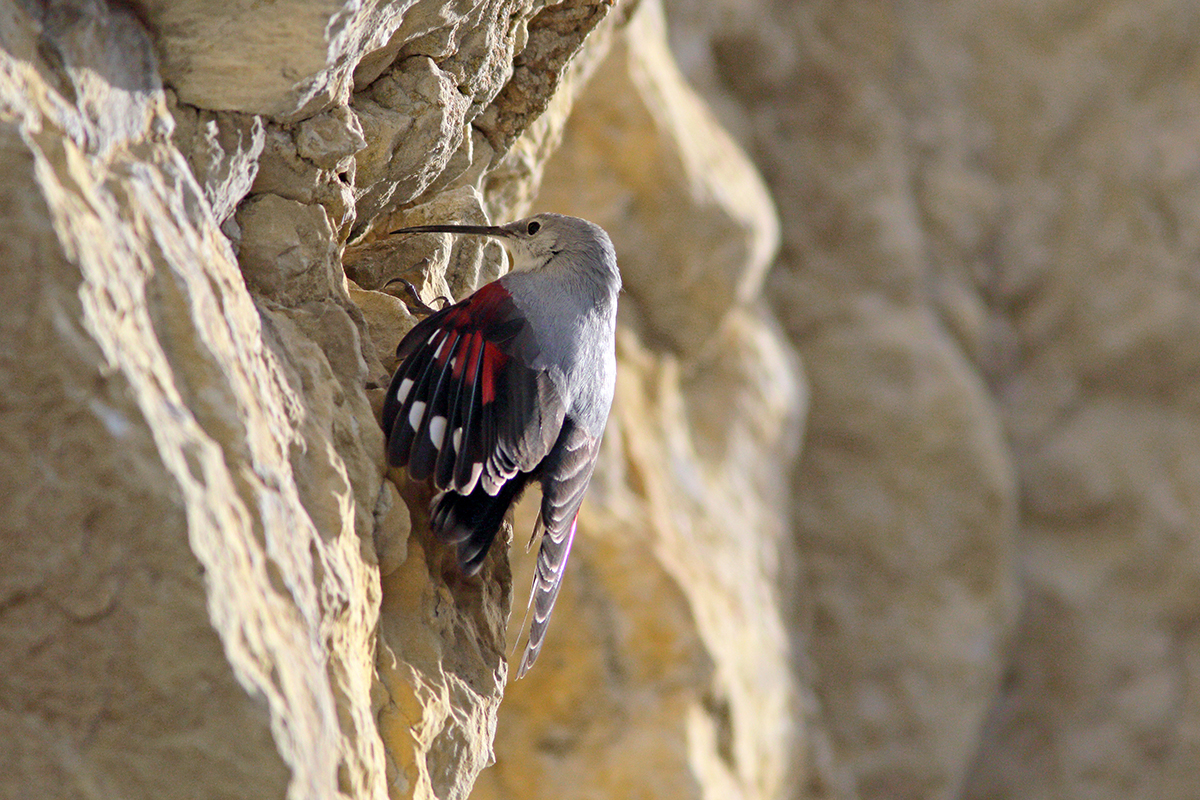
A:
381;213;621;677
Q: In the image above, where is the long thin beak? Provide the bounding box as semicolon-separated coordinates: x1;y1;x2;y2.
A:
390;223;511;237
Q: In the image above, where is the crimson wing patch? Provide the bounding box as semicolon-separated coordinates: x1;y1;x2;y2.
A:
383;281;565;497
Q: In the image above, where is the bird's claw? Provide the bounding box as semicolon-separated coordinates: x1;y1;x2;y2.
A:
385;277;450;316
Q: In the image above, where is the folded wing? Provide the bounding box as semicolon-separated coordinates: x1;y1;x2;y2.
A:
383;281;565;497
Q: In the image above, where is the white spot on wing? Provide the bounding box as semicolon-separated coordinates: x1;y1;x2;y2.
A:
429;416;447;448
433;335;449;360
452;427;463;453
408;401;426;430
396;378;413;404
459;461;484;495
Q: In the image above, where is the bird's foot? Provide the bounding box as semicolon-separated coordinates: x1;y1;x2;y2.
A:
385;277;450;316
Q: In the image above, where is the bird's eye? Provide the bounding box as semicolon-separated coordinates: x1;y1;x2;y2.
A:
526;221;541;235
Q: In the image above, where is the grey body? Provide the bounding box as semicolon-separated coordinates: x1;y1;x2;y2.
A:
499;216;620;438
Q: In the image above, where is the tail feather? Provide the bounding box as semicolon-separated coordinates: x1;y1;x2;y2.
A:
431;475;530;574
516;512;578;678
513;419;600;677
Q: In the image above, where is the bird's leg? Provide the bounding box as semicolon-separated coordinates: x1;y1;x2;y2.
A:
384;276;450;316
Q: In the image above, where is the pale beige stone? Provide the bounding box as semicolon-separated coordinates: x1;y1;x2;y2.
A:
375;525;509;800
662;0;1024;795
250;111;362;240
667;1;1200;799
1;3;384;800
352;55;472;225
477;0;629;223
537;0;778;357
168;94;265;224
297;105;368;172
347;185;504;306
140;0;412;118
236;193;342;301
349;0;620;240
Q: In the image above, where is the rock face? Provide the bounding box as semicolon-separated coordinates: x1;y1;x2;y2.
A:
4;0;1199;799
1;2;384;799
665;1;1200;799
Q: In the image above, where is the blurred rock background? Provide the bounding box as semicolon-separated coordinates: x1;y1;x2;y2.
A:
3;1;1198;799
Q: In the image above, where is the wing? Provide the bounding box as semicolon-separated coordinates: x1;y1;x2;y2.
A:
382;280;566;496
516;419;602;677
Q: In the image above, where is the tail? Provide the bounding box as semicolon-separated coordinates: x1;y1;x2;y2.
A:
516;510;579;678
431;474;530;574
513;419;600;678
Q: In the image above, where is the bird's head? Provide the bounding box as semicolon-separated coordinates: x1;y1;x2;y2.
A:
391;213;619;284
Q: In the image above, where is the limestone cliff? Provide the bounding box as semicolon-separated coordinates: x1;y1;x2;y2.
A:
4;1;1199;800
